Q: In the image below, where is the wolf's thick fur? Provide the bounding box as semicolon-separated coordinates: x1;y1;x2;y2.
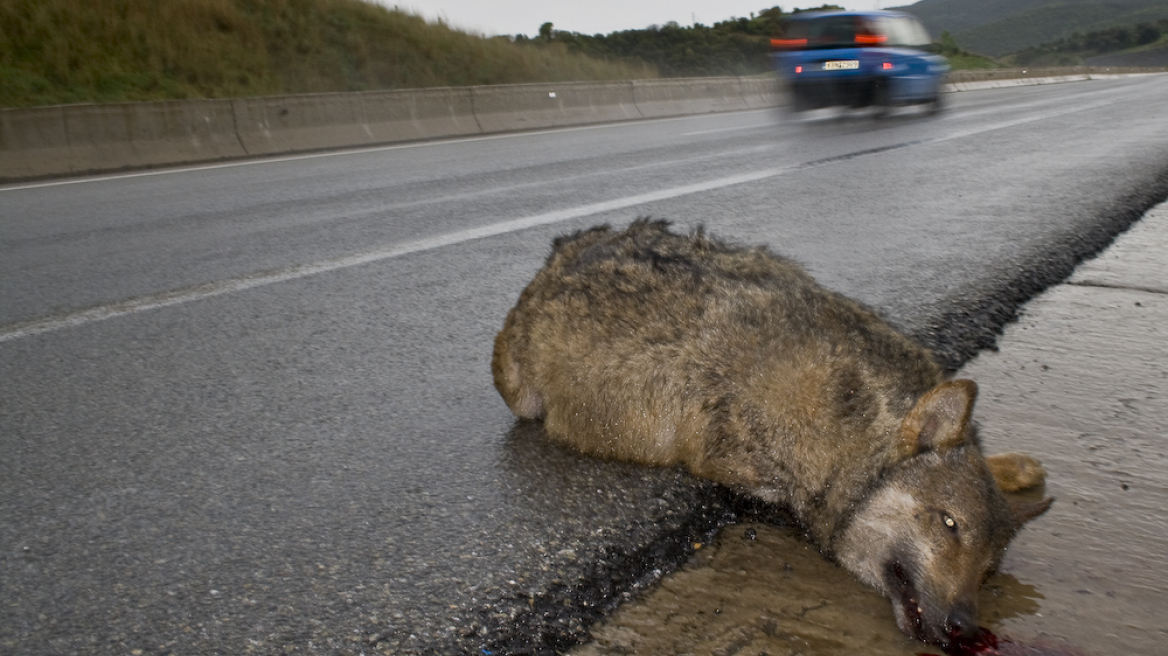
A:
492;220;1051;647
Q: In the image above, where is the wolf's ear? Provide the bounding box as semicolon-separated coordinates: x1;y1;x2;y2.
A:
898;379;977;458
986;452;1046;492
1010;496;1053;526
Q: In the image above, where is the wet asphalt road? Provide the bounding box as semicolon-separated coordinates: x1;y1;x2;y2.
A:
3;75;1168;655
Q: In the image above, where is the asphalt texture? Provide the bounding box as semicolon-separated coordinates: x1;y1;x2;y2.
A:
3;75;1168;656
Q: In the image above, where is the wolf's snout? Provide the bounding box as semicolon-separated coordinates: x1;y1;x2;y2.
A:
943;605;979;644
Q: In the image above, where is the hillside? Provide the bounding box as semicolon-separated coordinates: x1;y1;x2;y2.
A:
0;0;654;108
893;0;1168;57
1007;19;1168;66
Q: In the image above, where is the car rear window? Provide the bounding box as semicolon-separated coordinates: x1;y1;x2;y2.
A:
878;17;932;48
779;14;933;50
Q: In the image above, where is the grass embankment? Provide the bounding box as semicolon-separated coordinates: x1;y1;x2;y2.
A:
0;0;655;108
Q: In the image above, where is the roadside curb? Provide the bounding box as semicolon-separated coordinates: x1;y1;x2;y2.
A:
945;72;1163;93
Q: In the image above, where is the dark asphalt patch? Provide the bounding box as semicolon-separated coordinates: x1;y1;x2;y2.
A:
921;164;1168;371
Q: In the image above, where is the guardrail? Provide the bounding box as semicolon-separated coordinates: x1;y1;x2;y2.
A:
0;77;779;181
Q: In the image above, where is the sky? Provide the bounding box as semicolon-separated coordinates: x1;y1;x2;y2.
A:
381;2;905;39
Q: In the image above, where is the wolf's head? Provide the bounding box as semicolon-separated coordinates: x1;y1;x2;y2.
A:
836;380;1052;649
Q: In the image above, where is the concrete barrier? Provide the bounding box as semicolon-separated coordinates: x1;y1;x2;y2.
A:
358;87;481;144
739;76;782;110
0;105;70;180
124;99;245;166
0;77;771;181
0;99;244;179
944;74;1099;93
470;81;641;133
632;77;750;118
61;104;137;174
231;92;371;156
945;66;1162;85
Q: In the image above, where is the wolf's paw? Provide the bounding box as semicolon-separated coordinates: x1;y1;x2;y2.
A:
512;387;544;419
986;452;1046;492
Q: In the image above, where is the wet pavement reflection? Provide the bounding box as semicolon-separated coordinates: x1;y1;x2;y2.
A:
575;522;1066;656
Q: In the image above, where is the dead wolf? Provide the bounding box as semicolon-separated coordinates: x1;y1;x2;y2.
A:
492;220;1052;648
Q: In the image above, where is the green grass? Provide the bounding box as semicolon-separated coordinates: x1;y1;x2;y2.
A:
0;0;656;107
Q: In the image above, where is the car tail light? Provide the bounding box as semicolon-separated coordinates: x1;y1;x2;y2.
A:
795;65;803;74
771;38;807;49
883;62;894;70
855;34;888;45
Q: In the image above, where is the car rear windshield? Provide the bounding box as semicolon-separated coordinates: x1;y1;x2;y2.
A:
781;15;933;50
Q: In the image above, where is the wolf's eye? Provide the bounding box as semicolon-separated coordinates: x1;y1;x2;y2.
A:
942;513;958;533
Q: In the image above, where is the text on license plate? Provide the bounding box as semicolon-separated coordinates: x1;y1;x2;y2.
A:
823;60;859;70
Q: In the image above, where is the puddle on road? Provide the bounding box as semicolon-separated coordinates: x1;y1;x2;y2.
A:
572;223;1168;655
571;521;1057;656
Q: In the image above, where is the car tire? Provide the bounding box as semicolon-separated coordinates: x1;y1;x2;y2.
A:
928;89;946;115
871;79;891;118
790;85;811;113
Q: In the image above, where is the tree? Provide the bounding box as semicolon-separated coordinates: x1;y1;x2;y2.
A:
940;31;961;56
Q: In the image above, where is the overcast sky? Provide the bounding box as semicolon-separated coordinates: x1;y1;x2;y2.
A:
382;2;905;38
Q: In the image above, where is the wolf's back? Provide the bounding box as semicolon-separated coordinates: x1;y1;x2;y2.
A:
493;220;1054;648
492;220;942;510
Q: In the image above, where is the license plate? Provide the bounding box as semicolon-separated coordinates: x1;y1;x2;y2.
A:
823;60;859;71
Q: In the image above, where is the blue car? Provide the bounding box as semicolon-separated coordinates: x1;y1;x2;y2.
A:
772;10;948;114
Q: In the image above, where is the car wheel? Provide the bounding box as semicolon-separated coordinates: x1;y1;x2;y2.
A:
790;85;810;113
871;79;891;118
927;88;946;115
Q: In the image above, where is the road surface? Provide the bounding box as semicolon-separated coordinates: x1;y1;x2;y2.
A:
3;75;1168;655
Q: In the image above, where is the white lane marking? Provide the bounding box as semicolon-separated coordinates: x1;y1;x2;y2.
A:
0;167;787;343
930;99;1113;145
683;123;774;136
0;97;1120;343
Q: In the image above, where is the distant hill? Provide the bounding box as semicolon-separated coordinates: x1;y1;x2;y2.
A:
892;0;1168;57
1007;19;1168;66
